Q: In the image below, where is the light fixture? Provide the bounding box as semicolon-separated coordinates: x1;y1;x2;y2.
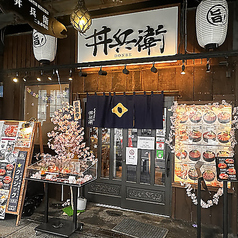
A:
33;29;57;65
70;0;92;34
206;58;211;73
151;62;158;73
48;69;56;81
181;60;185;75
196;0;228;50
79;69;87;77
37;70;43;81
98;67;107;76
13;72;19;83
68;69;73;81
122;65;129;75
23;72;28;82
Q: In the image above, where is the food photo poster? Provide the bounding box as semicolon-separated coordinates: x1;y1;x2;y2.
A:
174;104;233;187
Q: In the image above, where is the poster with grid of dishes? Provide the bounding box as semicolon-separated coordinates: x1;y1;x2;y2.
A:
174;104;233;187
0;120;34;218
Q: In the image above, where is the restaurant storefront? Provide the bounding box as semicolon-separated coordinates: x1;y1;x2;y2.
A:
1;0;238;235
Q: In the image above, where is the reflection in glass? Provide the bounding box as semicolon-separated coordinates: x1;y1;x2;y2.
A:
127;129;138;182
128;129;138;147
141;129;152;136
140;149;151;184
113;128;123;179
155;158;165;185
89;127;98;158
101;128;110;178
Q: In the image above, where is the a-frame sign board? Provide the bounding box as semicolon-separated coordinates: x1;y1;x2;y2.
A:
0;121;43;225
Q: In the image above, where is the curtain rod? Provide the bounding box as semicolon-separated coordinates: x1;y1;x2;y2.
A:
72;90;180;96
1;50;238;74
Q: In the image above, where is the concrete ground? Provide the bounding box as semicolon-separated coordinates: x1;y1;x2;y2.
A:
0;200;236;238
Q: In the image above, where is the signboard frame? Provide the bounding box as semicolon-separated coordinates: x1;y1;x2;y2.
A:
0;121;43;225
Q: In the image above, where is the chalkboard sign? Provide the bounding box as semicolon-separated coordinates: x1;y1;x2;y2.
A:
216;157;238;182
7;151;27;212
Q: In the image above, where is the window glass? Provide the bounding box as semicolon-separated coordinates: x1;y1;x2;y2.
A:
89;127;98;159
101;128;110;178
127;129;137;182
24;84;69;144
140;149;151;184
113;128;123;179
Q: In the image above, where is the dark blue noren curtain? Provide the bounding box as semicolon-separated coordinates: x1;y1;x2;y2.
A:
86;94;109;127
104;95;134;128
86;93;164;129
134;93;164;129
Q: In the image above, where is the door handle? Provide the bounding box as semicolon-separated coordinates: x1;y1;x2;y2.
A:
165;152;170;177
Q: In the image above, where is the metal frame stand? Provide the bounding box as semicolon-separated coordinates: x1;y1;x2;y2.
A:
197;177;202;238
223;181;228;238
35;182;82;237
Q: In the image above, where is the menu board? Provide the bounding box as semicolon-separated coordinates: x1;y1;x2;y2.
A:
174;104;233;187
216;157;237;181
0;189;9;219
0;120;35;222
7;151;27;213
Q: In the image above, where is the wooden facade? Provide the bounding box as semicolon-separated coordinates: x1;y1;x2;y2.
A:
1;5;238;234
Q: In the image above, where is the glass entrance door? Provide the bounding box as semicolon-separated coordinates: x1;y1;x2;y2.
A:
86;97;173;216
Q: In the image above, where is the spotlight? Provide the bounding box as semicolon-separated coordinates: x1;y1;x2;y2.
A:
23;72;28;82
122;65;129;74
13;72;19;83
68;69;73;81
48;76;52;81
79;69;87;77
181;60;185;75
36;70;43;81
206;58;210;73
151;62;158;73
98;67;107;76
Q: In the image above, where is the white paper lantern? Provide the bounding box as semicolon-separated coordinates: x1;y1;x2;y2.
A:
196;0;228;50
33;29;57;64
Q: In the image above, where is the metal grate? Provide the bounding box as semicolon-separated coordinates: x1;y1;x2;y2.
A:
112;218;168;238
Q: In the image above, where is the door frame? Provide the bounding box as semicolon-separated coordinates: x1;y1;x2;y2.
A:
85;96;174;216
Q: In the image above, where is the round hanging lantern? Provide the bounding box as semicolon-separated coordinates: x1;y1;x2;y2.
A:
33;29;57;65
196;0;228;50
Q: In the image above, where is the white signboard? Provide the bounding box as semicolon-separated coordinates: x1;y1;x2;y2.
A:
78;6;178;63
126;147;138;165
137;136;155;150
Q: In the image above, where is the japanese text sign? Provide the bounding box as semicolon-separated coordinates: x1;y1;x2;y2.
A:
0;0;67;38
7;151;27;213
78;6;178;63
137;136;155;150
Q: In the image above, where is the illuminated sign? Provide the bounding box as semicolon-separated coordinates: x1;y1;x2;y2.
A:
78;6;178;63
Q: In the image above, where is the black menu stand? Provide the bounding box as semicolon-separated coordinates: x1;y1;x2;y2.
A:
197;179;229;238
223;181;228;238
197;177;202;238
34;182;83;238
